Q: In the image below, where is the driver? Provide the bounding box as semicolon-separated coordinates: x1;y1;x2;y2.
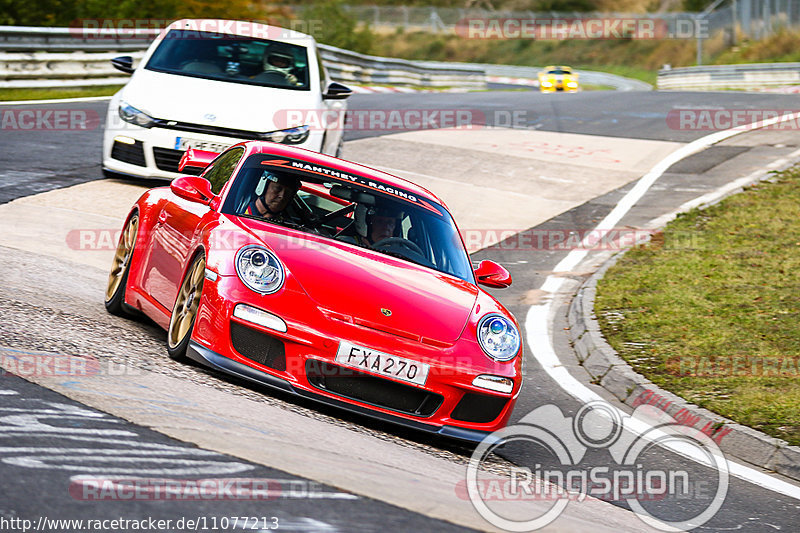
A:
260;50;300;86
244;171;301;220
353;202;403;247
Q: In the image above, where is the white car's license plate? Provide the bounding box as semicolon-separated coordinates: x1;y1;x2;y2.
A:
175;137;231;153
335;341;429;386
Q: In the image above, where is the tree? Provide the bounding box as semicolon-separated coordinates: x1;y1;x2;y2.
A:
299;0;374;54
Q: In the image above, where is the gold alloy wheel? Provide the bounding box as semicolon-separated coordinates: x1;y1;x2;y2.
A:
167;256;206;349
105;214;139;302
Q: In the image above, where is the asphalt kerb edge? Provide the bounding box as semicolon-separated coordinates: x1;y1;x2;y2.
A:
565;169;800;483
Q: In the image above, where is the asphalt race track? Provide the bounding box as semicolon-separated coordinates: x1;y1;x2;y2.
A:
2;89;800;532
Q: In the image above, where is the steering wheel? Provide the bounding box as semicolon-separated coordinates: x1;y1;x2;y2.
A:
371;237;424;256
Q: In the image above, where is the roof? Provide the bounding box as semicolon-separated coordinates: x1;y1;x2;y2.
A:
164;19;316;45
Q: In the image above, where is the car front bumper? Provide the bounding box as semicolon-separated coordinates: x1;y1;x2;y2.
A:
187;341;500;444
188;273;521;442
102;120;323;180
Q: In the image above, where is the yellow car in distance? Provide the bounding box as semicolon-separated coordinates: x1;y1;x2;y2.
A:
538;66;579;93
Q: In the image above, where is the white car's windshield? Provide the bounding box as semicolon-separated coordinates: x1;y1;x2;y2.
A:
146;29;311;91
223;155;475;282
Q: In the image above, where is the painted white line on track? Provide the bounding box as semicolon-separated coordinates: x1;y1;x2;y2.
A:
646;146;800;230
0;96;113;106
526;113;800;500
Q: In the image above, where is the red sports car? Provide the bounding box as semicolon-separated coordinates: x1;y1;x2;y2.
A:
105;141;522;441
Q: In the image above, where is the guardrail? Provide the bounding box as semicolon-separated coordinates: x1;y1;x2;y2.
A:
318;44;485;89
0;25;159;52
658;62;800;90
0;25;485;90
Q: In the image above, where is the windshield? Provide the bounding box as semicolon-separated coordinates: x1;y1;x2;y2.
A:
222;155;474;282
547;68;572;75
145;30;311;90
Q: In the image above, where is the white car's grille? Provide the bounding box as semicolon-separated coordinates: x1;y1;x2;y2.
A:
152;119;264;141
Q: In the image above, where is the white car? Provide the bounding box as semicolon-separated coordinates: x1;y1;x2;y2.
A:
103;19;351;180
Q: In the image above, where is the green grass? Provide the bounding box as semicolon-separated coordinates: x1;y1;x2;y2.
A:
575;64;657;85
595;166;800;445
580;84;616;91
0;85;123;102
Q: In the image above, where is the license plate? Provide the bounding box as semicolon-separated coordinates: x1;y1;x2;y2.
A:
175;137;231;153
335;341;429;386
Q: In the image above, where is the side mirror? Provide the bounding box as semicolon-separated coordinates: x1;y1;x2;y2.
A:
111;56;135;75
323;82;353;100
171;176;214;205
474;260;512;288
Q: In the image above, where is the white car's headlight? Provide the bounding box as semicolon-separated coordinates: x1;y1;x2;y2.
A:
235;245;285;294
118;102;156;128
260;125;310;145
477;314;520;361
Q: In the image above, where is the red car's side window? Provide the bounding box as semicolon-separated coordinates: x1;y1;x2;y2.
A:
203;147;245;194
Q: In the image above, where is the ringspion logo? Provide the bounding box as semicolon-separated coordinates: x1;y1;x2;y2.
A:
464;401;728;531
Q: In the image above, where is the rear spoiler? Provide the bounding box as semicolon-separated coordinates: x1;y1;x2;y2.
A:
178;147;219;173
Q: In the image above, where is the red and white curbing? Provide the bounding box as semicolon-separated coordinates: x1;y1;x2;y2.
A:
350;85;419;94
759;85;800;94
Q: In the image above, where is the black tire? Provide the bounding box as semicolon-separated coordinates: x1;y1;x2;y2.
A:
166;254;206;362
104;213;138;317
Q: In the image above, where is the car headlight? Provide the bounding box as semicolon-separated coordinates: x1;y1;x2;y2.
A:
477;314;520;361
540;80;553;88
567;81;578;88
235;245;285;294
260;125;310;145
118;102;156;128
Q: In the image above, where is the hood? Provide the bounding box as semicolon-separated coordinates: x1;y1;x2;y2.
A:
238;222;479;344
122;69;318;132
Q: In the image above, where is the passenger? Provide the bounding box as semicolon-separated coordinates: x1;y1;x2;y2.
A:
352;202;403;247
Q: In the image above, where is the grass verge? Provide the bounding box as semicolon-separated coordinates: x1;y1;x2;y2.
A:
595;166;800;446
0;85;123;102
